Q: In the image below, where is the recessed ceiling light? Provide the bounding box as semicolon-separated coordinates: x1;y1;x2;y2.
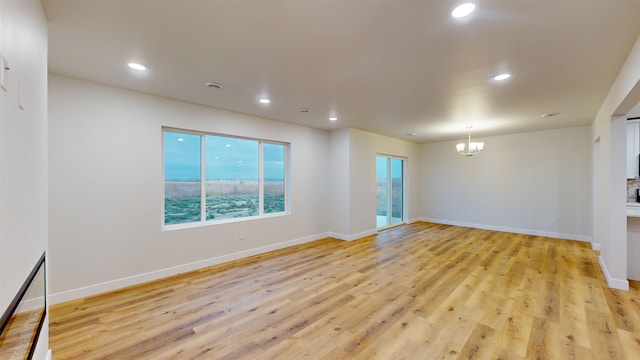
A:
177;138;184;142
406;132;417;137
451;3;476;18
493;73;511;81
329;117;338;121
259;98;271;104
128;62;147;71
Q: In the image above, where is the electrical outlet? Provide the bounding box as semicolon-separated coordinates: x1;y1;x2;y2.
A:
239;231;245;240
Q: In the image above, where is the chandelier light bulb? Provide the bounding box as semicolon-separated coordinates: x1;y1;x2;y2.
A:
456;126;484;156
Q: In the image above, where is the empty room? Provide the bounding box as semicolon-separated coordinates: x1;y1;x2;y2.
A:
3;0;640;359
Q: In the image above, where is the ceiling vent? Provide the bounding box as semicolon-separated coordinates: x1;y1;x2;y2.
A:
205;82;223;90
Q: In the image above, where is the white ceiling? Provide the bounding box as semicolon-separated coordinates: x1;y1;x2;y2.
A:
42;0;640;143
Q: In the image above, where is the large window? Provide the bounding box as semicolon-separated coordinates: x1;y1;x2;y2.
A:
163;128;288;227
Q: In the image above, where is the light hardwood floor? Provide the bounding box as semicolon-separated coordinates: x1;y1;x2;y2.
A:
50;222;640;359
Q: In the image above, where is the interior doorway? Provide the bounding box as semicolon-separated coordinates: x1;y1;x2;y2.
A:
376;155;405;229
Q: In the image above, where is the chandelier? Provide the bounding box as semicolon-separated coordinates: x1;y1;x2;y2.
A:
456;126;484;156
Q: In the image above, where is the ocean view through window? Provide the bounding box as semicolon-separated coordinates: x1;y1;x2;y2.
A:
163;129;288;227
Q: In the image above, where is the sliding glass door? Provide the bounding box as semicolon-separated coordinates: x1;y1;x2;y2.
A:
376;155;404;228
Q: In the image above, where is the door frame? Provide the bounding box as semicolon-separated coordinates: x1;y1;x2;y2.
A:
376;154;408;230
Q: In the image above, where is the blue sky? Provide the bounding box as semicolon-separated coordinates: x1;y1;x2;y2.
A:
164;132;285;181
376;156;403;179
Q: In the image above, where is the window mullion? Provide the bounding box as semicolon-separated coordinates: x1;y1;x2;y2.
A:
387;157;392;224
201;134;206;222
258;142;264;216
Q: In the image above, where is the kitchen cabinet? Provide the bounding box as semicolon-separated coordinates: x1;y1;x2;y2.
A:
628;216;640;280
627;121;639;179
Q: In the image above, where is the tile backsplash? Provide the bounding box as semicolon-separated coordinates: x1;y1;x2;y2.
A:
628;178;640;202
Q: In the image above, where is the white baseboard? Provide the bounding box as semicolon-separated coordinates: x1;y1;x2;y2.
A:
49;232;330;305
419;217;593;243
599;255;629;291
49;220;601;304
328;228;377;241
592;242;602;251
46;350;52;360
331;220;419;241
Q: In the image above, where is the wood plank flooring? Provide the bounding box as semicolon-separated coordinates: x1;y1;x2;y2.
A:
49;222;640;359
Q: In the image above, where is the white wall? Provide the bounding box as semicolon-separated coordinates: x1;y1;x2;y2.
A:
420;126;592;241
48;75;330;301
328;128;350;236
592;32;640;290
0;0;49;358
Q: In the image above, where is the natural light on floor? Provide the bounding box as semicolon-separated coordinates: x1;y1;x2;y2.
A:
377;215;402;228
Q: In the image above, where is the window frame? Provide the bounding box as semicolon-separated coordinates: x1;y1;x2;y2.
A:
162;127;290;230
